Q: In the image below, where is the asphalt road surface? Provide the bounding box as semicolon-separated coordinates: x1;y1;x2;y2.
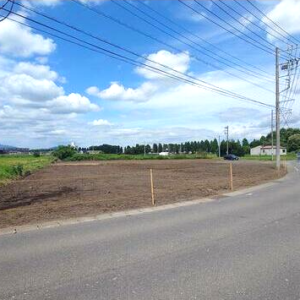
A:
1;164;300;300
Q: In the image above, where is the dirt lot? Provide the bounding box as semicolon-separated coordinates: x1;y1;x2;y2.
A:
0;159;285;229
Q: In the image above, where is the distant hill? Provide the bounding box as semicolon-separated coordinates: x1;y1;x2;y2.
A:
0;144;19;150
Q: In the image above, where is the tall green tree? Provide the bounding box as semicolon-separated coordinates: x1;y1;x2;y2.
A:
158;143;163;153
210;139;219;154
288;134;300;152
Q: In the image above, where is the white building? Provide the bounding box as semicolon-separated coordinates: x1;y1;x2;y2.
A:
250;145;287;156
159;152;169;156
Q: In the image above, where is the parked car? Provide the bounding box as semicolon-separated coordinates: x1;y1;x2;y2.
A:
224;154;239;160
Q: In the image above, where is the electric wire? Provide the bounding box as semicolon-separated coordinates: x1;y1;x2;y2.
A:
193;0;280;55
222;0;292;46
285;48;300;124
246;0;300;45
234;0;297;47
0;10;274;109
14;1;276;94
211;0;282;50
105;0;276;92
0;0;13;22
179;0;289;60
123;0;275;63
135;0;274;79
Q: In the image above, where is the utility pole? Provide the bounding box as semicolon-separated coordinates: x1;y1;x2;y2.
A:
271;110;274;161
218;135;221;158
224;126;229;155
275;47;281;170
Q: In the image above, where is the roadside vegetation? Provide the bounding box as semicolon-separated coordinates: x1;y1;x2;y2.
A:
68;153;217;161
242;153;296;161
0;155;56;184
53;146;217;161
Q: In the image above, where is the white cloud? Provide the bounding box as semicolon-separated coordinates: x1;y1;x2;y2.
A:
264;0;300;40
49;129;67;135
0;18;56;57
90;119;114;126
87;82;157;102
218;107;263;123
1;74;63;103
0;56;99;114
0;55;14;77
87;50;190;103
14;62;58;81
136;50;190;80
50;93;100;114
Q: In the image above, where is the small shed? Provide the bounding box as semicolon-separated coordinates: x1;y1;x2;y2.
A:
250;145;286;156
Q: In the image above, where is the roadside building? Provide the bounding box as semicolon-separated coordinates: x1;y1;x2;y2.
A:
159;152;169;156
250;145;287;156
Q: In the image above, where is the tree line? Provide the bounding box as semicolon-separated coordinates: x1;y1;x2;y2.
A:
77;128;300;157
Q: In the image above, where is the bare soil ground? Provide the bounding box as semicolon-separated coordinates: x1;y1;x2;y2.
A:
0;159;285;229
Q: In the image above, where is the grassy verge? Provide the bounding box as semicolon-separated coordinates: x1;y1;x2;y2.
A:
66;153;217;161
241;153;296;161
0;155;56;184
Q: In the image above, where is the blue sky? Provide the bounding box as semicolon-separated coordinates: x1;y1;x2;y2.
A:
0;0;299;148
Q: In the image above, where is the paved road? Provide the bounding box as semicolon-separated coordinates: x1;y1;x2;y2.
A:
1;164;300;300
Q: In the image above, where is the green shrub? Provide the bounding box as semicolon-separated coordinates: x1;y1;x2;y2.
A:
11;164;23;176
53;146;77;160
33;152;40;157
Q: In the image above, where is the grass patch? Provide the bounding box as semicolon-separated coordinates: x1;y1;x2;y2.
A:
66;153;217;161
242;153;296;161
0;155;56;184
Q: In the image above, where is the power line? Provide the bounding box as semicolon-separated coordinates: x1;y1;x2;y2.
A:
0;0;14;23
193;0;279;55
75;0;274;82
234;0;296;47
136;0;274;79
246;0;300;45
53;0;273;87
211;0;281;50
284;48;300;124
179;0;289;60
0;0;9;9
105;0;275;93
10;3;274;99
222;0;292;46
120;0;272;78
0;10;274;108
278;46;298;126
